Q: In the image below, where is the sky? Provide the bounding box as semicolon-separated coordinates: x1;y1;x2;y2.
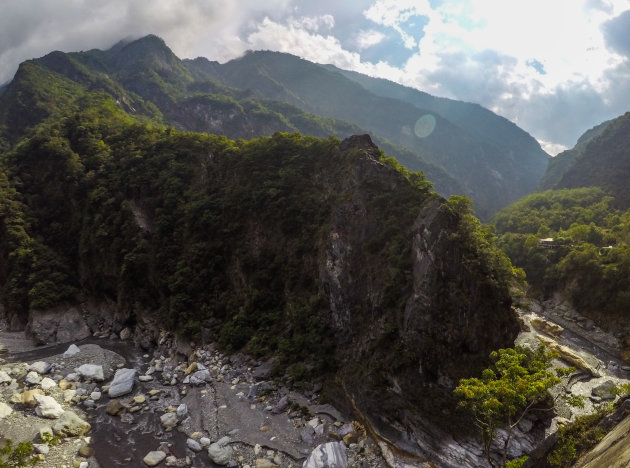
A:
2;0;630;155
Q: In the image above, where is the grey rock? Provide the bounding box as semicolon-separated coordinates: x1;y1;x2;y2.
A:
592;380;617;401
337;423;355;438
63;344;81;357
33;444;49;454
208;442;233;465
0;370;12;384
161;412;178;430
272;395;289;414
29;361;52;374
176;403;188;417
25;371;42;385
76;364;105;382
189;369;210;385
186;438;202;452
205;437;232;465
52;410;91;436
253;358;277;380
109;368;136;397
302;442;347;468
300;427;315;444
28;306;90;345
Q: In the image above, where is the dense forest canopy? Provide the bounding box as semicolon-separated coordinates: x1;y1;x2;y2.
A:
493;187;630;343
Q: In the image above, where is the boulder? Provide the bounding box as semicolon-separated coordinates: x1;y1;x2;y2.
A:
272;395;289;414
29;361;52;374
40;377;57;391
33;444;49;455
176;403;187;417
25;371;42;385
189;369;210;385
76;364;105;382
63;344;81;357
592;380;617;401
0;370;12;384
52;410;91;436
160;412;178;430
302;442;347;468
186;438;202;452
208;438;233;465
28;306;90;344
143;450;167;466
108;368;136;397
35;394;65;418
0;402;13;418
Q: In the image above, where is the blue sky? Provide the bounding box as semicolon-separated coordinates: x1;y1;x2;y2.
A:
2;0;630;154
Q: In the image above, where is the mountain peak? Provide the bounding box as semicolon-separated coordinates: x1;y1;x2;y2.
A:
110;34;178;70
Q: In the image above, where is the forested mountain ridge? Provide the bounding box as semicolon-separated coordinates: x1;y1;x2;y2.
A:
0;35;465;202
0;35;548;218
188;48;549;218
537;119;611;191
538;111;630;209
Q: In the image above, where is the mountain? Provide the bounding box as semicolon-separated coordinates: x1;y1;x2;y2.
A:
186;49;549;218
538;112;630;208
0;74;520;464
0;35;528;464
0;34;549;218
0;36;467;201
538;119;612;190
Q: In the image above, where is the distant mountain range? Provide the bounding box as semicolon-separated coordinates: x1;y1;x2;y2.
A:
539;112;630;209
0;35;549;218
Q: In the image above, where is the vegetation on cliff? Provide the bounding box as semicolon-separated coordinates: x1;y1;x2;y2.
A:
0;38;528;464
493;187;630;342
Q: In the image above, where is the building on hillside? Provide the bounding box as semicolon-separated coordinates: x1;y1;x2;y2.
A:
539;238;558;249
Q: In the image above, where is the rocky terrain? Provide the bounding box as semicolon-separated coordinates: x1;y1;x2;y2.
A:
0;331;401;468
3;294;630;468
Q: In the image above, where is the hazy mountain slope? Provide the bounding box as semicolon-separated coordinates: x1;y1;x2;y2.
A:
538;119;612;190
186;50;550;217
328;65;547;160
546;112;630;208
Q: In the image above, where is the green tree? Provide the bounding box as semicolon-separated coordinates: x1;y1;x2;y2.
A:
454;345;570;468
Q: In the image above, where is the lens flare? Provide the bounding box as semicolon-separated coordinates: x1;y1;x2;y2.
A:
414;114;436;138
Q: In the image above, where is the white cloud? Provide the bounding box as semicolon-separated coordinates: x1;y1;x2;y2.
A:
355;30;386;50
0;0;292;82
539;141;569;157
363;0;432;49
